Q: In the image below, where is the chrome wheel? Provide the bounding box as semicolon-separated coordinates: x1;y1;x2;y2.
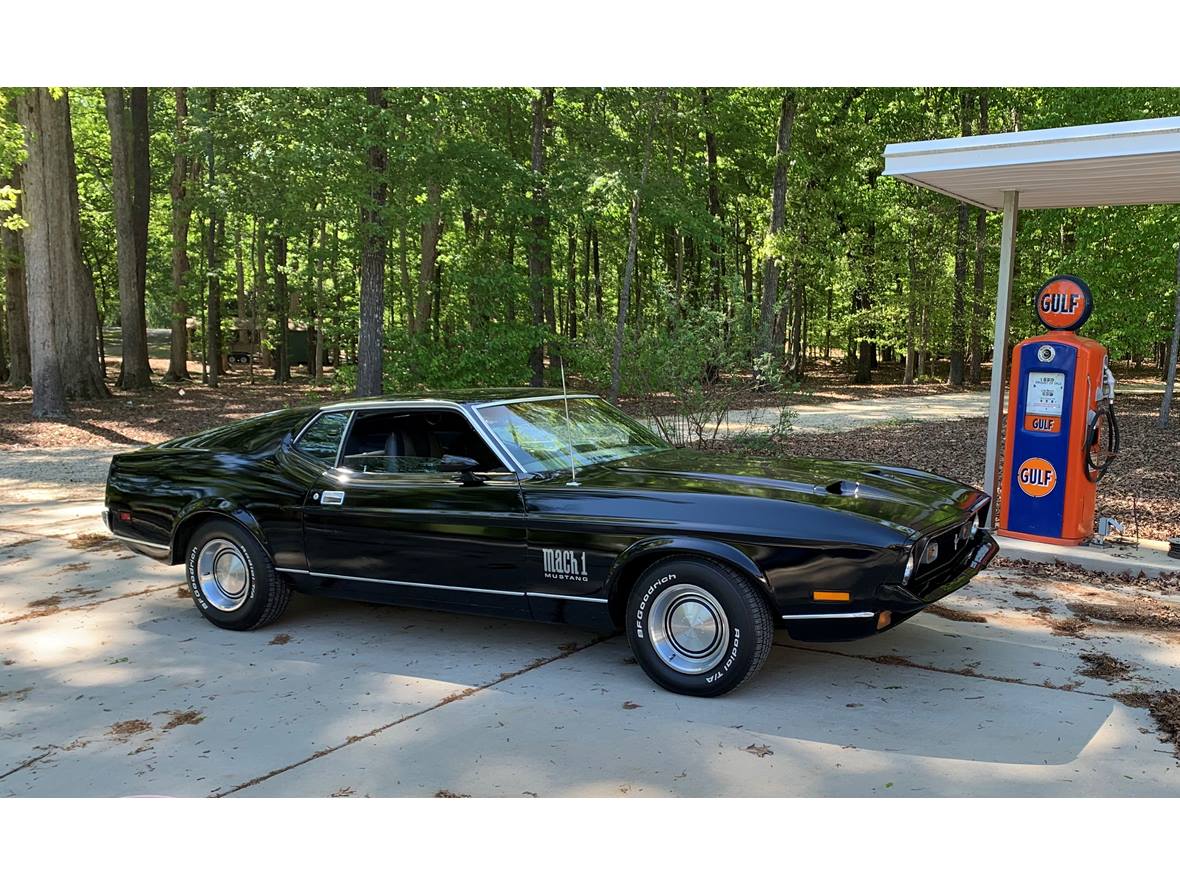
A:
195;538;250;612
647;583;730;675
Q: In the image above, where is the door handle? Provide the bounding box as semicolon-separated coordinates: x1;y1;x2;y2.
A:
320;491;345;506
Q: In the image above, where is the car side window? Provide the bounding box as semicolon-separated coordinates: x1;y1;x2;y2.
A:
293;411;350;466
338;409;505;477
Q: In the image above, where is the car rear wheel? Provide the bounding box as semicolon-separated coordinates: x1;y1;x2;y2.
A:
625;557;773;697
184;519;290;631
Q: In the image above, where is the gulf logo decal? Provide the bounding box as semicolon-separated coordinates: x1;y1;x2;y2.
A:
1016;457;1057;498
1036;275;1092;331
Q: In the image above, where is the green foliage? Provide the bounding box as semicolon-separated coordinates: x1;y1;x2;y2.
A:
7;85;1180;396
335;323;547;392
0;185;26;229
728;406;798;457
570;308;739;398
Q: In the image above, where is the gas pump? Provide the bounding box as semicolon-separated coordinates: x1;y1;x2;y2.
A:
997;275;1120;545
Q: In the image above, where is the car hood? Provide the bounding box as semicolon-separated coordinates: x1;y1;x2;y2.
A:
598;448;985;537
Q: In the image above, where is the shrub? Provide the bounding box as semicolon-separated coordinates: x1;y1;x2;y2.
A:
335;323;547;393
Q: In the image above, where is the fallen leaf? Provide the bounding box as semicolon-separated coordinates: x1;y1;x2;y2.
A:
743;743;774;758
162;709;205;730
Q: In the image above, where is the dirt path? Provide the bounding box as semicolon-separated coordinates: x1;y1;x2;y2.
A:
724;390;990;435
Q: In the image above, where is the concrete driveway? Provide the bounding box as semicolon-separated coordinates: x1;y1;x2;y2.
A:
2;468;1179;797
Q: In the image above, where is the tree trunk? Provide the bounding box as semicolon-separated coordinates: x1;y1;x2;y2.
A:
2;169;31;387
949;90;973;387
609;90;665;403
904;248;918;385
526;87;554;387
0;265;5;382
165;88;194;382
1159;240;1180;427
130;87;150;322
413;178;442;335
853;169;880;383
273;234;289;383
824;288;832;360
581;225;591;322
19;87;107;412
356;86;388;396
968;90;989;385
200;90;225;387
398;225;412;329
207;214;224;386
700;88;723;306
255;217;271;371
789;272;805;380
17;90;68;415
758;90;798;364
234;222;247;377
314;219;326;381
566;225;577;339
592;225;602;318
104;87;152;390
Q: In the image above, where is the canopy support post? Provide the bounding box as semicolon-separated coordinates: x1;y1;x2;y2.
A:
983;190;1019;525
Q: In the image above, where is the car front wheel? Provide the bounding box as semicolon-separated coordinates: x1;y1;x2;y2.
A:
183;518;291;631
625;556;773;697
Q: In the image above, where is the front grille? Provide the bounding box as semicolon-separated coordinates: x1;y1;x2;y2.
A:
912;516;978;597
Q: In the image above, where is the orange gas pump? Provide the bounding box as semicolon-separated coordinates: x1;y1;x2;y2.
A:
997;276;1119;545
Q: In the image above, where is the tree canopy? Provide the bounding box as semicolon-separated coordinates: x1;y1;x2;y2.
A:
2;87;1179;409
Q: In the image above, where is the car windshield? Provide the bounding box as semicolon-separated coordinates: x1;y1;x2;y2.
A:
477;397;669;473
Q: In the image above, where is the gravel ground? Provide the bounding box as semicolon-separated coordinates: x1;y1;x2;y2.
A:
767;392;1179;542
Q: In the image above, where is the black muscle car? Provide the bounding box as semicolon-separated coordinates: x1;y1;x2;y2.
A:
104;389;997;696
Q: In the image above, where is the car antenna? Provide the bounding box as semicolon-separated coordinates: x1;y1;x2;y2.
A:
559;353;580;487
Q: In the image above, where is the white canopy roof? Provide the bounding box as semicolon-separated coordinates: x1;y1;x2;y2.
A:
883;116;1180;210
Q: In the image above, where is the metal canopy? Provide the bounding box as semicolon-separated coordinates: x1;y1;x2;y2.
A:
884;116;1180;210
883;115;1180;526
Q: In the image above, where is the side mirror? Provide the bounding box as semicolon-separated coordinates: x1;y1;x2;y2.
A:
438;454;484;484
438;454;480;472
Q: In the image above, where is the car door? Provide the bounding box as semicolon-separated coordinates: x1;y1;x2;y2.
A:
300;406;529;617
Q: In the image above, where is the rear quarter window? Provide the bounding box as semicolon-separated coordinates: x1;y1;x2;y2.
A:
163;408;316;452
293;411;350;465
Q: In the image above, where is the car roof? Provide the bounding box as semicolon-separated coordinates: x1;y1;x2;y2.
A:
320;388;601;411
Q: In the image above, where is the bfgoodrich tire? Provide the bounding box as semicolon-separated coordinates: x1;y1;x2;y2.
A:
625;557;773;697
184;518;291;631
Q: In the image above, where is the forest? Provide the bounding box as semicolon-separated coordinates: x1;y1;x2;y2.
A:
2;86;1179;419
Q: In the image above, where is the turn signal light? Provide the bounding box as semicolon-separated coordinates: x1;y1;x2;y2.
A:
813;591;850;602
877;611;892;630
922;541;940;564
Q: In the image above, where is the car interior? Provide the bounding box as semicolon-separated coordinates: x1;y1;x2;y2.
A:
339;409;506;475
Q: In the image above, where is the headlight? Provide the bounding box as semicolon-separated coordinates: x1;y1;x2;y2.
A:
903;548;917;584
923;541;940;565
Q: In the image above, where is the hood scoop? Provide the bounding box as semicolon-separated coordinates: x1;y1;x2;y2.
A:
823;477;908;504
825;479;859;496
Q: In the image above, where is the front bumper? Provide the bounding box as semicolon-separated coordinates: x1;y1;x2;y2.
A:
781;531;999;642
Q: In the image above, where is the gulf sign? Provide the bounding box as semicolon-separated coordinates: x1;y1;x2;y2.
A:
1016;457;1057;498
1023;414;1060;433
1036;275;1092;332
